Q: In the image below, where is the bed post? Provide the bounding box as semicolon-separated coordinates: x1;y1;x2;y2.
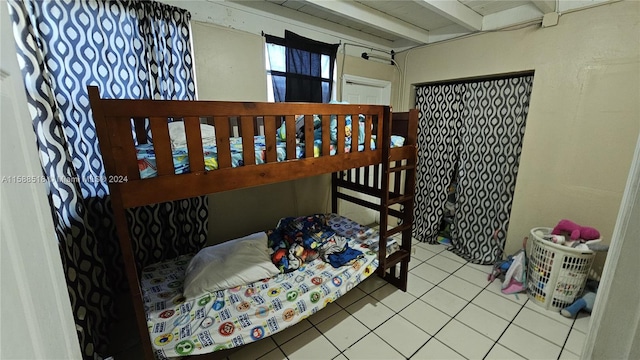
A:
377;108;392;277
87;87;156;360
331;172;338;213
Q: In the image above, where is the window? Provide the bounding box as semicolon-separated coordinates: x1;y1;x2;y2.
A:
265;31;339;103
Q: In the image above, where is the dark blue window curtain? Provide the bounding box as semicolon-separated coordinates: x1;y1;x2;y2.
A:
7;0;207;358
266;30;339;103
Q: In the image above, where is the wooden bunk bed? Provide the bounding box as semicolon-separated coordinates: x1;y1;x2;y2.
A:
87;86;418;359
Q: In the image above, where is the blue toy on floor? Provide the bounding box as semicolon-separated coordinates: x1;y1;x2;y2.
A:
561;280;599;317
561;292;596;317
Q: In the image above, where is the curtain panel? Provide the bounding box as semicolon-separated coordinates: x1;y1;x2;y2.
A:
413;76;533;264
451;77;533;264
8;0;207;358
413;84;465;245
265;30;339;103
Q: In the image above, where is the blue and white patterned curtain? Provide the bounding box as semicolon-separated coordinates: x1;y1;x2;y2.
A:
413;84;465;247
7;0;208;358
414;76;533;264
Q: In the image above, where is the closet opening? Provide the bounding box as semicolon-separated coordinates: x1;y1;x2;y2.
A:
412;71;535;264
437;162;458;246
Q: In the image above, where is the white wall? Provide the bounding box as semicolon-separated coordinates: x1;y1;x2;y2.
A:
192;21;267;101
584;132;640;359
398;1;640;276
186;16;400;241
0;3;81;359
205;176;332;244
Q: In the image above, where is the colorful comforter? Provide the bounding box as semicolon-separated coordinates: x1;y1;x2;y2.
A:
267;214;364;273
142;214;395;359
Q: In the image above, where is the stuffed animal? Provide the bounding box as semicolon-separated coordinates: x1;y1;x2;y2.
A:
561;280;599;317
561;292;596;317
551;219;600;241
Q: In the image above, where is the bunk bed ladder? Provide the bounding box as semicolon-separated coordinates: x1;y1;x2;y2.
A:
377;156;416;291
331;110;418;292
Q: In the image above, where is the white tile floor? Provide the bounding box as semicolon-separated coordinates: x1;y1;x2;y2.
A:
111;240;591;360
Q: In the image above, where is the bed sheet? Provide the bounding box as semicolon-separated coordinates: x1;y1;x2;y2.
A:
136;135;405;179
142;214;395;359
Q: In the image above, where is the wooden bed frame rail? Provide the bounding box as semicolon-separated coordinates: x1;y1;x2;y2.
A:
88;87;394;208
87;86;418;359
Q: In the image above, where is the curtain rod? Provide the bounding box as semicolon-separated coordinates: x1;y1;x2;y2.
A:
360;51;395;63
341;42;393;56
261;30;341;45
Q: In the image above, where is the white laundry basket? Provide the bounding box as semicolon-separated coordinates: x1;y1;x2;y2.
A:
526;227;595;311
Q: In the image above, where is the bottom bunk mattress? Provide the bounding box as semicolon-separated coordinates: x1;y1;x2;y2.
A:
142;214;396;358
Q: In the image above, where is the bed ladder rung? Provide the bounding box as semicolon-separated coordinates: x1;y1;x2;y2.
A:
389;164;415;173
383;249;411;269
380;248;411;292
384;222;412;239
388;194;413;206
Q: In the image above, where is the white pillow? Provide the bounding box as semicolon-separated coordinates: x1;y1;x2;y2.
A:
182;232;279;298
168;121;216;149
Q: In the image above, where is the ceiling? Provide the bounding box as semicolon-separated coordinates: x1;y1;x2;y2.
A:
229;0;609;50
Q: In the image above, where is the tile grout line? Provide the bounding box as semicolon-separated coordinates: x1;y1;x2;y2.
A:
482;301;529;360
335;281;419;359
326;252;469;360
270;272;387;357
502;307;576;360
408;248;546;360
295;276;406;359
406;253;491;359
393;251;472;359
556;315;579;360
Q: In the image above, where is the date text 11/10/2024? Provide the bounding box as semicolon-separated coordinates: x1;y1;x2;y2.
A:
1;175;128;184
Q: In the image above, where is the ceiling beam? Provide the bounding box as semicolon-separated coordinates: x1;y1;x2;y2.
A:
557;0;609;12
305;0;431;44
217;0;395;47
532;0;557;14
482;3;544;30
414;0;483;31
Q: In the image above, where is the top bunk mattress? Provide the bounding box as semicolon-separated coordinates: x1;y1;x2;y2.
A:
142;214;397;358
136;116;406;179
